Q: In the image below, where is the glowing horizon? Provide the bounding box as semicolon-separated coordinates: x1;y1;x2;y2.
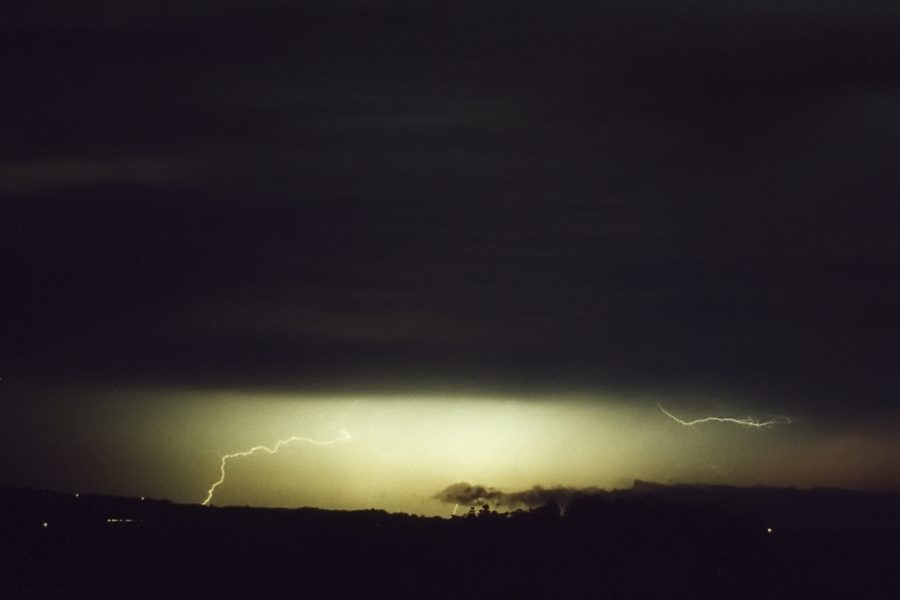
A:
5;387;900;516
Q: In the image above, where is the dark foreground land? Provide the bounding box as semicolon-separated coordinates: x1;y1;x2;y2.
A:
2;484;899;599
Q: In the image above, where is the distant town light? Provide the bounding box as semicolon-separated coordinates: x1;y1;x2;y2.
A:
766;527;773;534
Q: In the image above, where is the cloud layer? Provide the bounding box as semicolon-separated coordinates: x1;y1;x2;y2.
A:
435;482;604;509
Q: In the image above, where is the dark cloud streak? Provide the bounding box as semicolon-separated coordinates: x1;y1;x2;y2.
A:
2;1;899;421
435;482;603;510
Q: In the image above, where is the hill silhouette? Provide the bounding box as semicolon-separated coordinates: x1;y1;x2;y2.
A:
2;483;898;598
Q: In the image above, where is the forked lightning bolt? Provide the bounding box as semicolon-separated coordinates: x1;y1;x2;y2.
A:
657;402;791;428
201;430;352;506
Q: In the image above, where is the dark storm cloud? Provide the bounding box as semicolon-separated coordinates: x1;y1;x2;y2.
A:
435;482;602;509
0;158;198;193
2;1;899;420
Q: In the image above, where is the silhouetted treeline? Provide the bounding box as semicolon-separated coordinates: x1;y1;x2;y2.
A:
1;485;898;599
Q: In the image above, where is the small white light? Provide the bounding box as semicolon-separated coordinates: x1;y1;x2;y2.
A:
42;522;48;528
766;527;773;534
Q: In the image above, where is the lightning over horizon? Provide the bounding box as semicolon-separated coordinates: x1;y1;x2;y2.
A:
201;429;352;506
657;402;791;428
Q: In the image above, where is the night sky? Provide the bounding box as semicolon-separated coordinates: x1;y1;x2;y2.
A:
3;1;900;513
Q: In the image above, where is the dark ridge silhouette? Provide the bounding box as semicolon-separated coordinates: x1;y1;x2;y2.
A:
2;484;899;598
438;479;900;531
620;480;900;532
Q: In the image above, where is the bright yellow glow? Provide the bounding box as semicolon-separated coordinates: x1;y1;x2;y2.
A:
175;394;656;512
20;387;900;515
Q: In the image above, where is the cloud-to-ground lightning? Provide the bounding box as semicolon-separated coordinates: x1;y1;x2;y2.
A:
201;429;352;506
657;402;791;428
